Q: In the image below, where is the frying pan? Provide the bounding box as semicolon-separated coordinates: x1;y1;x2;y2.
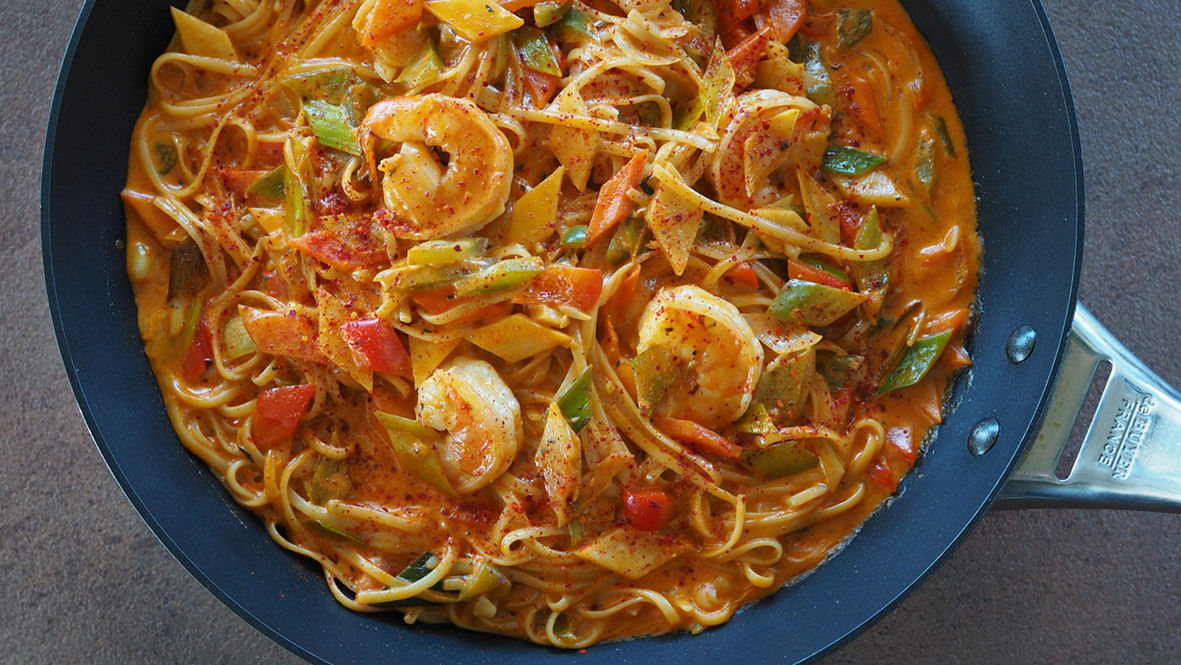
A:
40;0;1181;663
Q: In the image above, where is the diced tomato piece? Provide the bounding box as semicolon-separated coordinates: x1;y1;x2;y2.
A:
254;384;316;449
181;320;213;379
587;152;648;245
724;261;761;290
787;258;851;289
342;318;412;378
653;417;742;460
514;265;604;313
623;486;675;531
866;455;898;492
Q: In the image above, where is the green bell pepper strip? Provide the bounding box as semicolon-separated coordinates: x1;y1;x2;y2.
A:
852;206;890;320
741;440;819;480
768;279;864;327
556;366;593;433
606;216;646;265
560;225;588;249
877;329;953;395
817;353;865;389
928;114;958;158
836;8;873;49
823;145;887;175
797;40;836;109
914;131;937;193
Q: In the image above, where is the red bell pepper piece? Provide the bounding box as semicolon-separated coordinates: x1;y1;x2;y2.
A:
254;384;316;449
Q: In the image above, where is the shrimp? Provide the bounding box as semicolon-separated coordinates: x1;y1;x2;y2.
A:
708;90;831;209
360;94;513;241
636;285;763;430
417;356;523;493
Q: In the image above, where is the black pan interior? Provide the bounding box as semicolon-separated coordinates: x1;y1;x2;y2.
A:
42;0;1082;663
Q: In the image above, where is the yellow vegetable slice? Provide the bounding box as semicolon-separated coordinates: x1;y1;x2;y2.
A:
424;0;524;42
536;403;581;526
507;167;565;244
574;526;691;580
170;7;238;61
465;314;571;362
645;176;703;276
409;335;461;386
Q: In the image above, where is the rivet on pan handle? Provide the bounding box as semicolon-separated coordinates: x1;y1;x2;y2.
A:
995;304;1181;512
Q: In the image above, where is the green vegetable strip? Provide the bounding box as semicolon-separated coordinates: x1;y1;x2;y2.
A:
606;216;645;264
914;131;937;193
514;26;561;76
282;67;361;104
823;145;887;175
800;255;851;284
407;238;490;265
928;114;958;158
561;225;588;248
836;8;873;49
304;100;360;155
553;6;596;42
455;257;545;295
534;0;570;27
246;165;285;197
877;330;953;395
556;366;593;433
798;40;836;109
742;440;819;480
315;521;366;544
492;33;509;78
768;279;863;327
397;39;443;89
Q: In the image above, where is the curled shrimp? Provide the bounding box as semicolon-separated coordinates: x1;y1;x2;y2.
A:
417;356;523;493
636;285;763;429
709;90;831;209
360;94;513;240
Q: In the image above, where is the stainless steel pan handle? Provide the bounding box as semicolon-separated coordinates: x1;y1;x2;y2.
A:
995;304;1181;511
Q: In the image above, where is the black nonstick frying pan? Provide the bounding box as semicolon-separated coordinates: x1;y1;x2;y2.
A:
41;0;1181;664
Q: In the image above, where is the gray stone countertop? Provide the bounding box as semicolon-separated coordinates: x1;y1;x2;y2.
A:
2;0;1177;663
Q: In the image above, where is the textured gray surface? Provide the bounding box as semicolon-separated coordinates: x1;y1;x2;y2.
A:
4;0;1178;663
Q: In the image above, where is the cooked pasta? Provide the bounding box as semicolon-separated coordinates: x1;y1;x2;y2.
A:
122;0;979;646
